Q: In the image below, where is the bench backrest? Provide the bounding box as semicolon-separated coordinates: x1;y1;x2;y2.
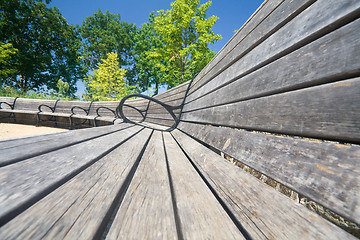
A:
13;98;57;112
177;0;360;226
55;101;91;114
0;97;17;109
91;101;118;117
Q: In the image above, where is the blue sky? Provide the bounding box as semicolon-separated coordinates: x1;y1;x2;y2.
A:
49;0;264;53
48;0;264;96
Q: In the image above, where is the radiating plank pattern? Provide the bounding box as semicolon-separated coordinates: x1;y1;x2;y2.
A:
177;0;360;236
171;129;356;240
1;0;359;239
3;123;355;239
177;122;360;225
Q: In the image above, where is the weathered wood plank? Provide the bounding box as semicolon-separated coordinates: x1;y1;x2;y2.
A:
187;0;360;101
190;0;311;93
190;0;284;89
171;129;357;240
184;17;360;112
106;131;178;239
0;125;143;226
182;78;360;143
154;87;187;102
163;132;245;239
154;81;190;101
0;124;132;166
0;128;152;239
177;122;360;224
145;107;181;116
144;118;175;128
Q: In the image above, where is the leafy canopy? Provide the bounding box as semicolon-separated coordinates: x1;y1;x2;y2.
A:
0;0;84;95
148;0;221;86
132;12;164;95
85;52;132;101
79;10;136;77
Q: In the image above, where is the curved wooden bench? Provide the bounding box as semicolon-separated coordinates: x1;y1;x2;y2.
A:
0;0;359;239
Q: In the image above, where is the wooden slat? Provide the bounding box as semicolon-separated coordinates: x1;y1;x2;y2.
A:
154;81;189;101
190;0;310;93
145;113;175;120
177;122;360;224
0;125;143;226
0;124;132;166
144;118;175;128
106;131;178;239
190;0;284;89
145;107;181;116
11;98;56;112
154;87;187;102
0;128;152;239
127;122;169;131
184;17;360;112
181;78;360;143
171;129;357;240
163;132;244;239
187;0;360;101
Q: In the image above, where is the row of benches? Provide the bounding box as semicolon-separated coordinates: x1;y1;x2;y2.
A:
0;97;142;129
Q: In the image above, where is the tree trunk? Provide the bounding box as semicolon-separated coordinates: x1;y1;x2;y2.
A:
20;75;27;94
154;81;159;95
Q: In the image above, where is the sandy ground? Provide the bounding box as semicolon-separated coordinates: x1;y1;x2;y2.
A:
0;123;68;140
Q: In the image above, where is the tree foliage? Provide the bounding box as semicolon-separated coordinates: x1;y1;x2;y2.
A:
85;52;132;101
79;10;136;79
148;0;221;86
0;42;19;84
0;0;84;95
0;0;222;99
132;12;164;95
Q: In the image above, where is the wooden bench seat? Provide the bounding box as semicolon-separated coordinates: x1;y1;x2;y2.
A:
0;0;359;239
0;124;356;239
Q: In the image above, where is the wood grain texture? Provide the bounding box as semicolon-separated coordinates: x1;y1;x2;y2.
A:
0;124;132;166
153;81;189;101
177;122;360;224
0;128;152;240
143;118;175;128
182;78;360;143
184;18;360;112
189;0;311;94
190;0;284;90
106;131;177;240
145;113;176;120
171;129;357;240
0;125;143;225
163;132;244;239
187;0;360;101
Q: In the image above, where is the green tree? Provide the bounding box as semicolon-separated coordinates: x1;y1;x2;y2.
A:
85;52;131;101
79;10;136;80
0;42;18;85
132;12;164;95
0;0;84;95
148;0;221;86
56;78;70;98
